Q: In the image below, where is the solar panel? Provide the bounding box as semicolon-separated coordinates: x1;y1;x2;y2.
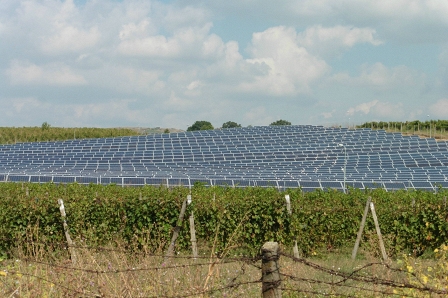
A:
8;175;29;182
1;125;448;191
53;176;75;183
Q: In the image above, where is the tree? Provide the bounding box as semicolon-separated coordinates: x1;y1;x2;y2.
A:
164;129;170;133
222;121;242;129
187;121;214;131
41;122;51;130
270;119;291;126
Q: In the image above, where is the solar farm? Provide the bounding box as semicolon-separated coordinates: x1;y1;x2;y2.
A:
0;125;447;191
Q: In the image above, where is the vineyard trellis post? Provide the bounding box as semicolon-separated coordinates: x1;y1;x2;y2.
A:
351;197;388;262
262;242;281;298
187;194;198;259
370;202;388;261
285;194;300;258
58;199;77;265
352;196;371;260
164;198;188;263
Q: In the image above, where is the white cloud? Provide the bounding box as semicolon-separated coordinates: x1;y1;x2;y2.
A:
347;100;379;116
348;100;404;118
119;19;156;40
297;25;382;58
244;106;272;126
6;60;87;86
118;22;217;58
241;26;330;96
331;63;424;90
165;91;195;111
41;25;100;54
429;99;448;118
118;34;181;57
371;101;404;118
0;0;446;128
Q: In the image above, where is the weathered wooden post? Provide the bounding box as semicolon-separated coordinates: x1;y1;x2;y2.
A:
261;242;281;298
285;194;299;258
187;195;198;258
370;202;388;262
58;199;77;265
352;196;372;260
164;199;188;263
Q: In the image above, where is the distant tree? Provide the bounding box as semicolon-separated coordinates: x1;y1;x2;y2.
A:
222;121;242;129
164;129;170;133
41;122;51;130
187;121;214;131
270;119;291;126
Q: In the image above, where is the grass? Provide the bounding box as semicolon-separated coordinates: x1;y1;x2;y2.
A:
2;239;447;297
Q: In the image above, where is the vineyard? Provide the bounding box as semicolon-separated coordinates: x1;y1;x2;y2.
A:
0;126;141;144
1;182;447;258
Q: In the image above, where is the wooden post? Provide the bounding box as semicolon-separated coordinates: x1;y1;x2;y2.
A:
58;199;76;265
285;194;300;258
187;195;198;258
285;195;291;215
262;242;281;298
164;199;188;263
370;202;388;262
352;196;371;260
293;240;300;259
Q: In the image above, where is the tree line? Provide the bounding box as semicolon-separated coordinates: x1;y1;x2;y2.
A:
187;119;291;131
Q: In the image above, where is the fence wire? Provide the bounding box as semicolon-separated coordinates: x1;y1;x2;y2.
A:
1;242;448;297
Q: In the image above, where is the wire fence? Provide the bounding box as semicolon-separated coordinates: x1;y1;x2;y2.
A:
1;240;447;297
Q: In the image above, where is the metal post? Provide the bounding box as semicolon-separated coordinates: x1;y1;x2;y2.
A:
339;143;347;194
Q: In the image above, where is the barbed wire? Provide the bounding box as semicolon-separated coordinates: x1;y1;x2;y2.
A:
3;240;448;297
280;251;448;296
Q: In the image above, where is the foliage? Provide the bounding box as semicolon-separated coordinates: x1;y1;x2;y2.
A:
222;121;242;129
0;127;140;144
41;122;51;131
270;119;291;126
187;121;214;131
1;183;448;259
395;244;448;296
358;119;448;131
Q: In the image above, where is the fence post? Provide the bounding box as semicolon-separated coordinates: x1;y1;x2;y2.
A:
285;194;300;258
187;195;198;259
370;202;388;262
352;196;371;260
261;242;281;298
58;199;77;265
164;199;188;263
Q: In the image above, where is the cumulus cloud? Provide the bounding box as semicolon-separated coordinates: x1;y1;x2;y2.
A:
0;0;445;128
41;25;100;54
6;60;87;86
297;25;382;58
347;100;379;116
331;62;424;90
244;106;272;126
202;0;448;44
241;26;330;96
348;100;404;118
429;99;448;118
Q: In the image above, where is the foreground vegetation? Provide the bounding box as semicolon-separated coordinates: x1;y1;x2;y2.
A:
1;183;447;259
1;182;448;296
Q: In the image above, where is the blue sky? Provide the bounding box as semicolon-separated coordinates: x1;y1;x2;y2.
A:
1;0;448;129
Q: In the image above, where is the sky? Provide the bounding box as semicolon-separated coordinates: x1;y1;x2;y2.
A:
1;0;448;129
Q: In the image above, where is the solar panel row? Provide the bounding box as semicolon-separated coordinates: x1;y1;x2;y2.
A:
0;125;447;191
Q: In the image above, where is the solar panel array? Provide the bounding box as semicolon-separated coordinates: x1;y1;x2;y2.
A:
0;125;447;191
